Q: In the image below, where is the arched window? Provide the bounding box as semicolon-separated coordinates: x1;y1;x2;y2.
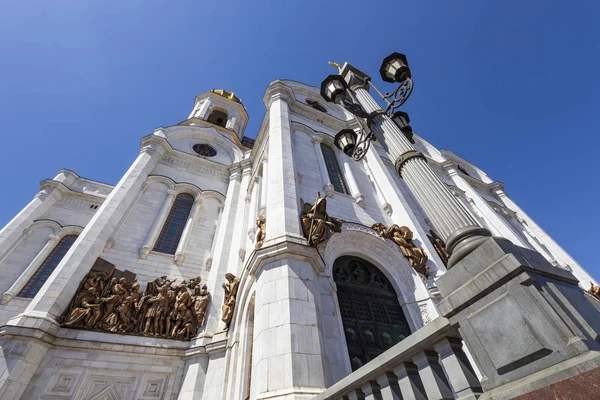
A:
18;235;77;298
321;143;348;195
154;193;194;254
207;109;228;128
333;256;411;371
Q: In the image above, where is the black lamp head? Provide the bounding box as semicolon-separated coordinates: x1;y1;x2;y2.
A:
320;75;348;104
379;52;411;83
334;129;358;157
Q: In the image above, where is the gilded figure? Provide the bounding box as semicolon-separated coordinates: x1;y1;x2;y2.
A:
255;216;266;249
221;273;240;330
301;192;343;247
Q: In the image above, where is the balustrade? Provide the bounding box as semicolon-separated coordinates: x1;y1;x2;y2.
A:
313;317;482;400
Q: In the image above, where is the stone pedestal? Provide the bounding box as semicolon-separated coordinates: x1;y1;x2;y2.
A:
437;238;600;400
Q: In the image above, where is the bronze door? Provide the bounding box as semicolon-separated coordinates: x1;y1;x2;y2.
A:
333;256;411;371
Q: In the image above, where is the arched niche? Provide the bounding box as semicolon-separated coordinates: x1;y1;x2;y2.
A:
322;228;436;332
333;255;411;371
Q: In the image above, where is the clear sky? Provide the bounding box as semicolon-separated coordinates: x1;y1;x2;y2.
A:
0;1;598;280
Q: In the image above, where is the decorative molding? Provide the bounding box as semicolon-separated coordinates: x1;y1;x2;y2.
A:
161;155;229;182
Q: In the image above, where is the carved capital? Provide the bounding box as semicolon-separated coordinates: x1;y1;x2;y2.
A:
324;183;335;197
355;195;365;209
382;203;393;216
139;245;151;260
311;135;323;145
1;291;14;305
48;234;60;245
104;238;116;252
204;258;213;271
166;189;177;198
174;252;186;267
394;150;426;177
21;227;34;240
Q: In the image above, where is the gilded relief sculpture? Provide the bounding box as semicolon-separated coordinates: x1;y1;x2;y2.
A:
255;216;266;249
427;229;449;266
60;258;211;341
588;282;600;301
301;192;343;247
221;273;240;330
372;223;429;278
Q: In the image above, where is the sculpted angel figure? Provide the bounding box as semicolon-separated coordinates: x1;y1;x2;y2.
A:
372;223;430;278
255;216;266;249
221;273;240;330
300;192;343;247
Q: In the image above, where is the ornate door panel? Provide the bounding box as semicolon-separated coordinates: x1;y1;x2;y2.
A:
334;256;411;371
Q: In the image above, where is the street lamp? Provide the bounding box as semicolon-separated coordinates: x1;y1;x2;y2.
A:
320;53;492;268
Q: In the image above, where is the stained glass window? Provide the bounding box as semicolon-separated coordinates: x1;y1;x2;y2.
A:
321;143;349;195
153;193;194;255
18;235;77;298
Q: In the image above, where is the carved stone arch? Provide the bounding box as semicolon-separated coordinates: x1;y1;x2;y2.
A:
322;228;430;330
26;220;62;236
174;183;203;201
317;131;336;147
144;175;176;191
198;190;226;205
162;126;243;163
56;225;83;239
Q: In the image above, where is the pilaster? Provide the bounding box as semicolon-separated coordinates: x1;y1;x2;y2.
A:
247;242;328;399
264;89;304;245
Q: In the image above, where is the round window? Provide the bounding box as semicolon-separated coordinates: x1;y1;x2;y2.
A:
193;143;217;157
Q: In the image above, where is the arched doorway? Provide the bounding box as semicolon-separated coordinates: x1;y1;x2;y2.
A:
333;256;412;371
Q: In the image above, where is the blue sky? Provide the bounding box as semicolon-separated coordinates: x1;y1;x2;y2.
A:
0;1;598;279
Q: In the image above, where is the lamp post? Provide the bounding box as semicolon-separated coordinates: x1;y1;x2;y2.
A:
321;54;493;268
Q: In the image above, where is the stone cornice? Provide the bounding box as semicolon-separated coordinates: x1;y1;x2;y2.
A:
244;240;325;278
262;80;296;108
290;101;352;132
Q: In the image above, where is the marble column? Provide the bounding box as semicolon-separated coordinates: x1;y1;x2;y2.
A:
342;65;491;267
246;175;260;250
259;157;268;216
338;149;365;207
311;135;334;196
139;189;177;259
228;161;252;268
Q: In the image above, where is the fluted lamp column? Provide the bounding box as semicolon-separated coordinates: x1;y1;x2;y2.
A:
340;64;491;267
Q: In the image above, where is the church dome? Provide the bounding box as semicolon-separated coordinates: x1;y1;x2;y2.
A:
210;89;242;104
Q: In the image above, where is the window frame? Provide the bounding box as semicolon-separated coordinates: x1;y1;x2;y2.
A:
320;143;349;195
153;193;195;255
18;234;78;299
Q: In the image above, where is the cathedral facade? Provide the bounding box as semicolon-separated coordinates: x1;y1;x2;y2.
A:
0;80;598;400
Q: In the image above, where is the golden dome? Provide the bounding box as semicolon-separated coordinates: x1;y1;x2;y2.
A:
210;89;242;104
